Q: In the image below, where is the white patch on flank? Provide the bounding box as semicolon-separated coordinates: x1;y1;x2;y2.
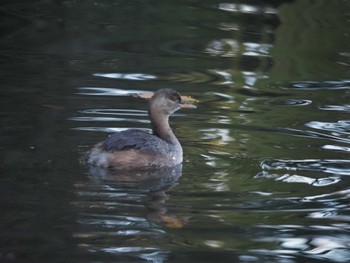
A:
88;152;109;167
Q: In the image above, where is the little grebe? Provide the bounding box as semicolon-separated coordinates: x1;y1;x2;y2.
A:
86;88;196;170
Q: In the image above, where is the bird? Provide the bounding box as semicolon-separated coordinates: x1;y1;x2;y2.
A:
86;88;196;170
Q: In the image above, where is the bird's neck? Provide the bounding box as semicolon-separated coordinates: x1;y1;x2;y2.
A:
149;108;180;146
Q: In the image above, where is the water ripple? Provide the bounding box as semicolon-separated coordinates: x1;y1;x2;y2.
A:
278;128;350;144
102;246;161;254
305;120;350;134
77;87;152;96
205;40;272;57
257;157;350;186
319;104;350;112
92;69;235;85
251;234;350;262
167;70;229;84
255;171;341;186
200;128;235;145
72;127;149;133
70;116;149;124
261;159;350;176
94;73;156;80
71;108;151;132
266;99;312;106
287;80;350;90
322;145;350;152
79;109;148;117
218;3;277;15
243;42;272;57
87;68;271;86
205;39;239;57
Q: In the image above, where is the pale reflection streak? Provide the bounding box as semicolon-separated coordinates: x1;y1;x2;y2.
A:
305;189;350;221
319;104;350;112
89;70;238;86
70;116;150;123
256;171;341;187
78;87;153;96
204;240;225;248
305;237;348;255
102;247;158;253
205;39;239;57
288;80;350;90
79;109;147;116
243;43;272;56
72;127;152;133
218;22;239;31
208;92;235;102
308;211;350;221
100;247;169;262
89;68;267;88
275;174;341;186
200;128;235;145
305;120;350;134
209;70;234;85
200;151;232;191
261;159;350;176
203;181;230;192
203;169;230;192
72;107;186;131
257;158;350;186
242;72;259;86
303;188;350;202
72;92;152;131
218;3;277;15
205;40;272;58
322;145;350;152
279;127;350;144
265;99;312;106
94;73;156;80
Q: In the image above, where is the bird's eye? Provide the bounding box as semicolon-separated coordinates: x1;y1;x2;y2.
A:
171;94;181;103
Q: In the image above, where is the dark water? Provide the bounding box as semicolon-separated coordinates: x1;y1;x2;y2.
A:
1;0;350;262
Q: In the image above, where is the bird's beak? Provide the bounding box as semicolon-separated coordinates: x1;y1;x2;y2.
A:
179;101;197;109
179;95;197;109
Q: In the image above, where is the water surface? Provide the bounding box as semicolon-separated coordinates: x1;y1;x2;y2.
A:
1;0;350;262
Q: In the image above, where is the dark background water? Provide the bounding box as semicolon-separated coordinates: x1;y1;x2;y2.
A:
1;0;350;262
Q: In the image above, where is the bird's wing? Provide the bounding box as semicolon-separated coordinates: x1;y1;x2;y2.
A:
103;129;161;154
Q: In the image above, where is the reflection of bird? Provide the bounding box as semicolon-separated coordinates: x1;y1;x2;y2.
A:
86;88;196;170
